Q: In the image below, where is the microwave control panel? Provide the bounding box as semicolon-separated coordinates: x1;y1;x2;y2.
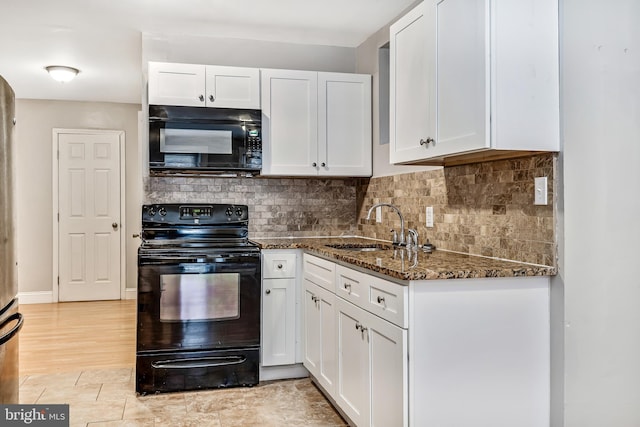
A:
246;127;262;152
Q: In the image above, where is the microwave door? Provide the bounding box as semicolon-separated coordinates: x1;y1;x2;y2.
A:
160;128;233;155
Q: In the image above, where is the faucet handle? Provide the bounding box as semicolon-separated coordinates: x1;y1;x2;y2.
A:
390;229;398;244
407;228;419;248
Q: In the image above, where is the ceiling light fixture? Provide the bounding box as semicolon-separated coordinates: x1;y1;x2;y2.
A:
45;65;80;83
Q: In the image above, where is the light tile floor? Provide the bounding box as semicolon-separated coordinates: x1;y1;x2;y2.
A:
19;368;347;427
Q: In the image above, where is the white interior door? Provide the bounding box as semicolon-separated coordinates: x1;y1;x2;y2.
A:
56;130;123;301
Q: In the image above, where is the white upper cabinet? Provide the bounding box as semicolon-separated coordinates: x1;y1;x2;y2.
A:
148;62;260;109
389;1;436;164
318;73;372;177
261;69;372;177
261;69;319;176
148;62;206;107
205;66;260;109
390;0;559;166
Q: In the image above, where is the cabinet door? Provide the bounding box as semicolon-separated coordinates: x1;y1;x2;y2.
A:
148;62;206;107
261;69;318;176
434;0;489;157
318;73;372;177
369;310;408;427
205;66;260;109
302;278;321;378
336;298;370;427
262;278;296;366
316;283;337;395
389;2;436;164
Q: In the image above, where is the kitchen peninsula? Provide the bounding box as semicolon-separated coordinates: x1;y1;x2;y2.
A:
257;237;553;427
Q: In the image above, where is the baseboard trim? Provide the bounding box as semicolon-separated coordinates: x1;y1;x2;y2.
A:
19;289;137;304
18;291;54;305
259;364;309;382
124;288;137;300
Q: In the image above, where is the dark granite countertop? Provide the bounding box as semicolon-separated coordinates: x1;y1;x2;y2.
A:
251;236;556;282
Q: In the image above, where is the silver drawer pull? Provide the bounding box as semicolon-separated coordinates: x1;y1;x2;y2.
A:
277;263;283;269
266;289;271;295
344;283;352;291
377;296;385;304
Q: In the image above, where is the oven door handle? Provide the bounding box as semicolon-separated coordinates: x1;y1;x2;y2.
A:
140;252;259;264
151;356;246;369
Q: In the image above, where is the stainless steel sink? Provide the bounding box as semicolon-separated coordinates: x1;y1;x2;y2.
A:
324;243;391;252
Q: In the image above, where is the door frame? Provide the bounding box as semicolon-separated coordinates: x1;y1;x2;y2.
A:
52;128;126;302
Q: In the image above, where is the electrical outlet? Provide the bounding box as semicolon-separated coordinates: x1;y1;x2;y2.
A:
426;206;434;227
534;177;548;205
376;206;382;223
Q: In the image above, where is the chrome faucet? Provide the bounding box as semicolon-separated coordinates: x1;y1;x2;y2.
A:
365;203;406;246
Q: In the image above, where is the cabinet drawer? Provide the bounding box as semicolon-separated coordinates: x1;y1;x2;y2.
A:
303;254;335;292
263;252;297;279
335;265;367;307
366;276;408;328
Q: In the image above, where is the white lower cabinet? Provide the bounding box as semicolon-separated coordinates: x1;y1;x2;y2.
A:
303;279;337;395
261;250;300;368
336;297;407;427
304;254;408;426
303;253;550;427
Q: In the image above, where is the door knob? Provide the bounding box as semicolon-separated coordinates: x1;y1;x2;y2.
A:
266;289;271;295
209;94;215;102
199;94;205;102
112;222;119;230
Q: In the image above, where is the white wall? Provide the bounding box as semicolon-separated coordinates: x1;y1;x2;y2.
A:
559;0;640;425
143;34;357;74
14;100;141;301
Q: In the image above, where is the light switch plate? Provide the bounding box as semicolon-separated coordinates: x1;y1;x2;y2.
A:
534;177;548;205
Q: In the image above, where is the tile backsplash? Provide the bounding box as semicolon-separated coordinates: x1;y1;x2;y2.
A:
145;153;556;266
357;154;556;266
145;176;360;238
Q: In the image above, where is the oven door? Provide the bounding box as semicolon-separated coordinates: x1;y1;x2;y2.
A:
137;251;261;353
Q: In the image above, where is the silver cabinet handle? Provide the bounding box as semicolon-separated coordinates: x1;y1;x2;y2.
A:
344;283;352;292
355;322;368;333
112;222;119;230
377;296;385;304
311;295;319;302
321;162;326;167
312;162;317;167
420;137;435;146
266;289;271;295
199;94;205;102
277;263;283;269
209;94;215;102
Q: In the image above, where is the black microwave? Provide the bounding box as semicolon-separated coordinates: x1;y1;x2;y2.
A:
148;105;262;175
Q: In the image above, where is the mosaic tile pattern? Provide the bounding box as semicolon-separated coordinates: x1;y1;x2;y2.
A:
357;154;556;266
145;176;359;238
145;153;556;266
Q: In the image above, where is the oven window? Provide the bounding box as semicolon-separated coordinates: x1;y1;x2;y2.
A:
160;128;233;154
159;273;240;322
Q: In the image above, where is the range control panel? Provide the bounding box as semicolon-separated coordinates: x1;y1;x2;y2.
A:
142;204;248;224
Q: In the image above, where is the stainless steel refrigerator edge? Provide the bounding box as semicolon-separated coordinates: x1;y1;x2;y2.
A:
0;75;24;404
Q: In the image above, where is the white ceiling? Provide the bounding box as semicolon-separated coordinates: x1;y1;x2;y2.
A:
0;0;416;104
